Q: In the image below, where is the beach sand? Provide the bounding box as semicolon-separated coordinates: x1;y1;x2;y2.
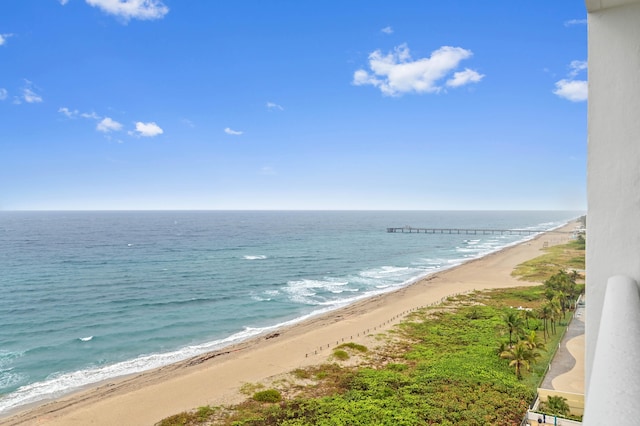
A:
1;223;577;426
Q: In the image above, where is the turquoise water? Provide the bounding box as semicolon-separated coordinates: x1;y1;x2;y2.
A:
0;210;580;414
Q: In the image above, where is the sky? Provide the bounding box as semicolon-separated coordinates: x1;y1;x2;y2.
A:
0;0;588;211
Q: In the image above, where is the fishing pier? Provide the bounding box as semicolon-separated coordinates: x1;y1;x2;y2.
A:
386;227;559;235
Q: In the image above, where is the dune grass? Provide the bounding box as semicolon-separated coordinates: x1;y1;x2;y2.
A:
511;236;585;282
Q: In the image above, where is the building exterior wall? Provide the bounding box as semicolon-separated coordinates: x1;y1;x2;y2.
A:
586;0;640;388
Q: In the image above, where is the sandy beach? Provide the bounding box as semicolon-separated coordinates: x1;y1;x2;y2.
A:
1;223;577;426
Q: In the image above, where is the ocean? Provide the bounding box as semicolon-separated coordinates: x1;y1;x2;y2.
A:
0;210;580;414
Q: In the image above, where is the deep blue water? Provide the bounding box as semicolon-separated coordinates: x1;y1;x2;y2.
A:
0;210;580;413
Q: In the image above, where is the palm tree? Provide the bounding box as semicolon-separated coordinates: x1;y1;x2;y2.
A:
524;330;546;352
556;290;568;321
545;270;581;313
537;306;550;342
503;310;525;346
542;395;571;417
568;271;582;309
500;341;540;379
549;297;562;334
543;299;562;335
520;308;536;329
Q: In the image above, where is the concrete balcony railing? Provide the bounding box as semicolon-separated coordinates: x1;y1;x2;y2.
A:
583;275;640;425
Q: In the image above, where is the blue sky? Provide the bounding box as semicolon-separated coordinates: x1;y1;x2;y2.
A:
1;1;587;210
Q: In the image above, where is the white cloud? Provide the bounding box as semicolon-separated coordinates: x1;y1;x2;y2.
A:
381;26;393;34
266;101;284;111
553;59;588;102
353;43;482;96
85;0;169;21
133;121;163;137
0;33;13;46
81;111;100;119
59;107;168;138
568;60;588;77
23;88;43;103
446;68;485;87
554;79;588;102
97;117;123;132
224;127;243;135
59;107;101;120
564;18;587;27
59;0;70;5
59;107;79;118
17;80;43;103
0;88;7;100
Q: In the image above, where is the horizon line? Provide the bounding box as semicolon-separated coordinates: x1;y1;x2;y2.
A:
0;208;587;213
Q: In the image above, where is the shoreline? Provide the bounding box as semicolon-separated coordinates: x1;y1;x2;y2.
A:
1;222;577;426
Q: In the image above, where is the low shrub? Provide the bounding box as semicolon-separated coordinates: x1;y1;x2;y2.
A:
336;342;368;353
292;368;311;379
333;349;349;360
196;406;216;420
155;412;197;426
386;363;408;372
252;389;282;403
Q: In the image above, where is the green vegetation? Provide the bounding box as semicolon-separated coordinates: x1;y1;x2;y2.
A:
239;382;264;396
512;235;585;282
500;340;541;379
332;349;349;361
540;395;571;417
157;239;584;426
156;406;219;426
252;389;282;403
335;342;368;353
291;368;311;380
502;310;525;346
330;342;369;362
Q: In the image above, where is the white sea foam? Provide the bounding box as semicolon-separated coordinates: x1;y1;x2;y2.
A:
456;247;482;253
282;278;354;304
283;279;323;304
360;266;409;278
0;369;25;390
250;292;272;302
79;336;94;342
454;233;533;261
243;255;267;260
0;351;23;369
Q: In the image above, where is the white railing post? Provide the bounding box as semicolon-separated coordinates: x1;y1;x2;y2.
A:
584;275;640;425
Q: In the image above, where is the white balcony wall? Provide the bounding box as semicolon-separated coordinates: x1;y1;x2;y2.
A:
583;276;640;424
585;0;640;389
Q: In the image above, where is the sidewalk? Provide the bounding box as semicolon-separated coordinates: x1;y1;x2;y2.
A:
539;302;585;393
527;300;586;424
